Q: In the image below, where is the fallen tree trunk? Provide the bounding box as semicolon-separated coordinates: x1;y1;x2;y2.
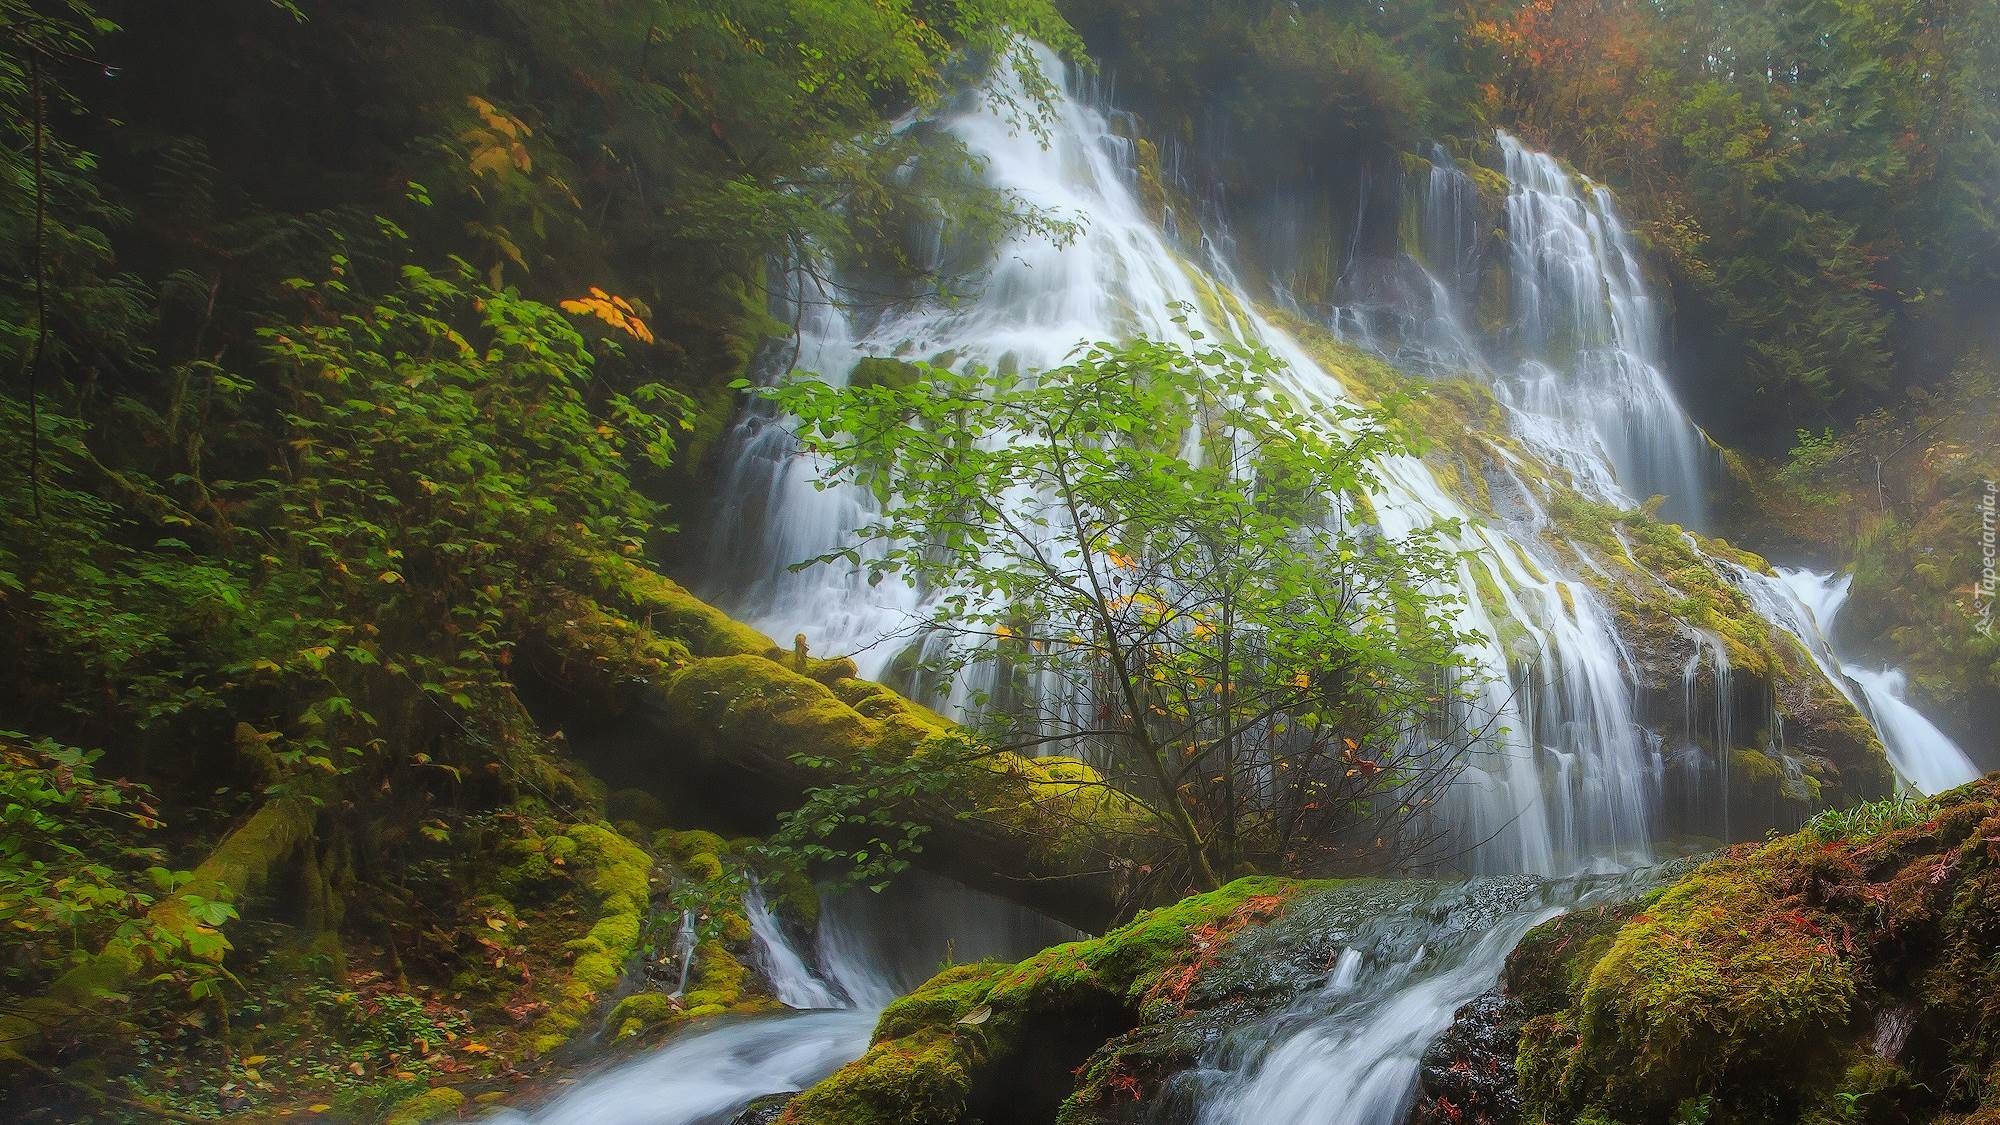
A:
521;566;1155;929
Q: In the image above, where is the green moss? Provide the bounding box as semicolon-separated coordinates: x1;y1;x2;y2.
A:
589;560;773;658
783;879;1311;1125
781;1029;974;1125
382;1086;465;1125
1565;858;1856;1115
526;821;655;1056
1732;747;1784;791
1505;899;1651;1017
608;992;678;1041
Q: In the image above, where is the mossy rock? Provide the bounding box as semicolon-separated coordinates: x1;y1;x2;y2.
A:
1503;898;1650;1018
381;1086;465;1125
608;991;680;1040
1507;777;2000;1124
525;821;656;1056
782;878;1309;1125
850;356;924;392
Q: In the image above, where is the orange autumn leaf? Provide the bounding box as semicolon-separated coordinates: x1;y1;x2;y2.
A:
561;289;656;344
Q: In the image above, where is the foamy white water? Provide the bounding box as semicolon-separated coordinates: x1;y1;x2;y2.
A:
1761;568;1979;794
485;877;1076;1125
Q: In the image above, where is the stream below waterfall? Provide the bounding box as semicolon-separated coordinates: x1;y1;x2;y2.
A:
485;877;1078;1125
501;39;1985;1125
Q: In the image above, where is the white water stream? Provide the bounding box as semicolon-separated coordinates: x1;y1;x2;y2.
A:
1189;882;1563;1125
485;877;1076;1125
1762;568;1980;795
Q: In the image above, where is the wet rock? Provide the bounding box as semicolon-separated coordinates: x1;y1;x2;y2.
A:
729;1092;796;1125
1410;990;1525;1125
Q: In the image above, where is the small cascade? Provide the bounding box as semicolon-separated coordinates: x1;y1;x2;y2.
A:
744;885;840;1010
1848;668;1980;797
1671;629;1734;838
1739;568;1981;795
1178;872;1666;1125
485;877;1074;1125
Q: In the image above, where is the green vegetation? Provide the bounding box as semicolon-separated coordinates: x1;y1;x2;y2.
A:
1511;776;2000;1124
759;326;1491;890
781;877;1308;1125
0;0;1989;1116
0;0;1100;1113
1731;354;2000;753
1470;0;2000;439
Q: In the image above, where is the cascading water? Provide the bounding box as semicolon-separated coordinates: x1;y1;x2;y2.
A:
1159;869;1673;1125
1493;137;1713;531
485;876;1076;1125
684;41;1979;1125
707;45;1661;878
1316;136;1714;530
1184;878;1561;1125
1751;568;1981;795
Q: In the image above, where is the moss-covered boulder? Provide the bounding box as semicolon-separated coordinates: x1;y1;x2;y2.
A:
382;1086;466;1125
527;822;656;1055
1506;776;2000;1125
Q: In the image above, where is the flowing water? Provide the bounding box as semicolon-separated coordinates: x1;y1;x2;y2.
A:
1183;878;1562;1125
485;877;1076;1125
1151;869;1673;1125
1322;136;1713;531
706;45;1666;878
625;41;1979;1125
1761;569;1980;795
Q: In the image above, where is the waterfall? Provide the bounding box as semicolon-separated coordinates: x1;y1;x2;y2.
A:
1317;137;1713;529
1753;569;1981;795
1847;668;1981;796
744;885;841;1010
1175;871;1668;1125
1186;880;1559;1125
1493;137;1712;530
485;877;1076;1125
706;45;1662;877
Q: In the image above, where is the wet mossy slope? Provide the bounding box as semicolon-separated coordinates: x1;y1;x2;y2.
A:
1468;776;2000;1125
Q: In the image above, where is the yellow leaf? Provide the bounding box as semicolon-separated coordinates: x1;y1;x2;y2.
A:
464;1042;492;1053
309;1107;333;1115
243;1055;269;1066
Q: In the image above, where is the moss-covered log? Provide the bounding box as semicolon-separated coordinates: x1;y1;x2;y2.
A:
519;566;1158;929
